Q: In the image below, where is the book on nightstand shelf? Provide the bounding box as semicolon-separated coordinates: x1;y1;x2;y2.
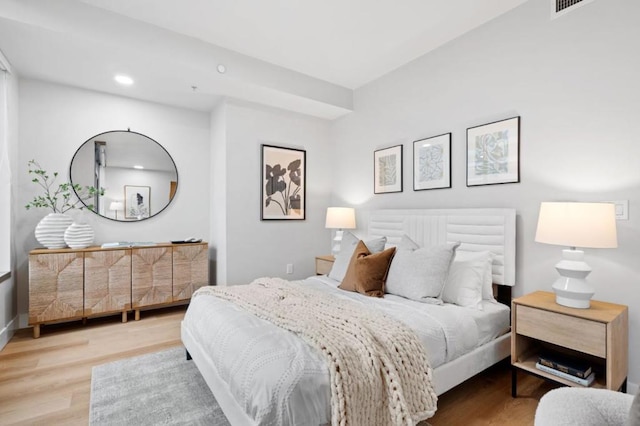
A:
535;362;596;386
538;353;592;379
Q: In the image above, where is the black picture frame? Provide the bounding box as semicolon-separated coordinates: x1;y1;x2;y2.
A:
261;144;306;220
374;145;403;194
466;116;520;187
413;133;451;191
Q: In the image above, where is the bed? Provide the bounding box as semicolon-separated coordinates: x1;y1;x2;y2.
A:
181;208;516;426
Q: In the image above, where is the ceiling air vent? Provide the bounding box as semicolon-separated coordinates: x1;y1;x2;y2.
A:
551;0;595;19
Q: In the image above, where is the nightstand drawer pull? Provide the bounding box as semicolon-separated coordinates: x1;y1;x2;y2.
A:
516;305;606;358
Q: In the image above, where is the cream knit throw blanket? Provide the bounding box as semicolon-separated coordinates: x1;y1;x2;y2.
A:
193;277;437;426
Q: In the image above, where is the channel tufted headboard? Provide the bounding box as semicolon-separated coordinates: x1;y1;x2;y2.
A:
367;208;516;287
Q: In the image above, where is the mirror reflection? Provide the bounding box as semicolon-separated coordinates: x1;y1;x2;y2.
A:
70;130;178;221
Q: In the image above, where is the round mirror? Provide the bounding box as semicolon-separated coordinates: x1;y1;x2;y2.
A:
70;130;178;221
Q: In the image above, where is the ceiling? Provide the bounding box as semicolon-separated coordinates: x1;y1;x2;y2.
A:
0;0;528;119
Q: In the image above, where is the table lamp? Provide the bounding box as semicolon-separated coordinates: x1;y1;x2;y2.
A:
110;201;124;220
325;207;356;255
535;201;617;308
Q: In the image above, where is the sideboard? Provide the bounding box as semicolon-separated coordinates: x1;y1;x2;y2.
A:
28;242;208;338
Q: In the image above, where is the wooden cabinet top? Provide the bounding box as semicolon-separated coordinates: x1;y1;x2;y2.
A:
30;241;208;255
513;291;627;324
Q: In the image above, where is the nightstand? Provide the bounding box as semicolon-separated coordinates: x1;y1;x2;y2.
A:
315;255;335;275
511;291;628;396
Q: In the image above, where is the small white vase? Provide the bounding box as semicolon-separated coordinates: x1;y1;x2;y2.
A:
35;213;73;249
64;222;94;249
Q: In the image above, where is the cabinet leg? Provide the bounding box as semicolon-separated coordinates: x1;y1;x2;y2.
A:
33;324;40;339
135;310;140;321
122;311;128;323
511;368;517;398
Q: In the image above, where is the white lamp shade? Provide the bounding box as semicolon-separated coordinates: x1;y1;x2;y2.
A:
325;207;356;229
109;201;124;211
535;202;617;249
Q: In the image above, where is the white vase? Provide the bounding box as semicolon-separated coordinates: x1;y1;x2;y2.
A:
64;222;94;249
35;213;73;249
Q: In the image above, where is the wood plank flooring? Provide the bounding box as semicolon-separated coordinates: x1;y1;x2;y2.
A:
0;306;557;425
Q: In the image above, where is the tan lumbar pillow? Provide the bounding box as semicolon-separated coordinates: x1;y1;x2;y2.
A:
339;240;396;297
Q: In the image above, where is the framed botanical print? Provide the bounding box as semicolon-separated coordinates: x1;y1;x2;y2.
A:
413;133;451;191
466;116;520;186
261;144;306;220
374;145;403;194
124;185;150;219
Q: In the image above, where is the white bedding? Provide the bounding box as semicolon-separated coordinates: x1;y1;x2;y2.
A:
181;275;510;426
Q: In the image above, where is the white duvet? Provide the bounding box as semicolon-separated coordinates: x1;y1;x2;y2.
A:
181;276;510;425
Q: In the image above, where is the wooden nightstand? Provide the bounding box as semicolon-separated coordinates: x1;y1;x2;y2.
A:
511;291;628;396
315;255;335;275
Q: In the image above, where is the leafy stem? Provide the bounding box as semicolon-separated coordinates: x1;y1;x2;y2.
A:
25;160;104;214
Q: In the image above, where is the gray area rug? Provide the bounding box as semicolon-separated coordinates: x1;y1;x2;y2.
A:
89;347;231;425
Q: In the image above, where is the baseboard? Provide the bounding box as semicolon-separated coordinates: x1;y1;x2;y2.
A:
0;315;17;350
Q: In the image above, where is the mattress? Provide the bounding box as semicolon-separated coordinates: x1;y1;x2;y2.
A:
181;276;510;425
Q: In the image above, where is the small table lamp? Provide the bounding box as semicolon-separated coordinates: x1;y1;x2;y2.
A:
325;207;356;255
110;201;124;220
535;202;617;309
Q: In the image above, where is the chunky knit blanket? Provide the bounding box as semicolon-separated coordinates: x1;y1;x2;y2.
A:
193;277;437;426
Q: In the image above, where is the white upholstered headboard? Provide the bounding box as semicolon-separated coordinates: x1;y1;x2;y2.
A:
367;209;516;287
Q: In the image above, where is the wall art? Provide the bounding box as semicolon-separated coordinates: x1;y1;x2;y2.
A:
374;145;403;194
124;185;151;219
413;133;451;191
467;116;520;186
261;144;306;220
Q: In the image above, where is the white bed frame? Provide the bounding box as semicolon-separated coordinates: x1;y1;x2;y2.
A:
367;208;516;395
182;208;517;425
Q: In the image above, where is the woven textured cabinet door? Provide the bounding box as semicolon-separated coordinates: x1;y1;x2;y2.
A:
131;247;173;308
29;252;84;324
84;249;132;317
172;243;209;301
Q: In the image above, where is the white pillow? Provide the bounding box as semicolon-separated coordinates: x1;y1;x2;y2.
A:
454;251;495;300
328;231;387;282
385;236;459;302
442;257;484;310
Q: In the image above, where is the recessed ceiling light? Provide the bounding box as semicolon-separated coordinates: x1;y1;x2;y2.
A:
217;64;226;74
133;165;144;169
115;74;134;85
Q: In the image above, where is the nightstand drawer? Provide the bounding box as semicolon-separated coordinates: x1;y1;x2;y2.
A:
516;305;606;358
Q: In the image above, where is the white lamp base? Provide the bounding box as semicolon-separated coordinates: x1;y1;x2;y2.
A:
551;249;594;309
331;229;344;256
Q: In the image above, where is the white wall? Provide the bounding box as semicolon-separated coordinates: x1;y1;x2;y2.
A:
330;0;640;391
15;79;210;327
218;101;332;284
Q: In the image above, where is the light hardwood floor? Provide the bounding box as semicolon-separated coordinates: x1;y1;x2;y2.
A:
0;306;556;425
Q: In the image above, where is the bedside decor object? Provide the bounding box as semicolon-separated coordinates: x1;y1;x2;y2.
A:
466;116;520;186
63;222;94;249
413;133;451;191
125;185;150;220
26;159;102;249
261;144;306;220
109;201;124;220
374;145;403;194
535;201;617;308
325;207;356;255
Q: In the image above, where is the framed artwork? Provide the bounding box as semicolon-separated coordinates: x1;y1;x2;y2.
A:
261;144;306;220
124;185;151;219
413;133;451;191
374;145;403;194
466;116;520;186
